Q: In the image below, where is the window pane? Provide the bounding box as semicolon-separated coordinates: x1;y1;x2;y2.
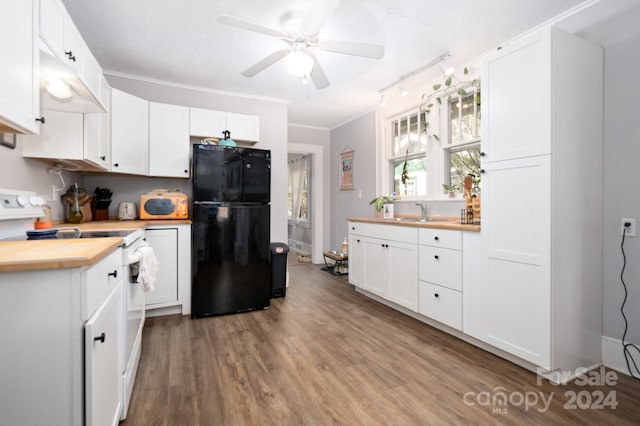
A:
450;98;460;144
450;91;481;145
393;156;426;197
409;114;419;153
449;145;481;190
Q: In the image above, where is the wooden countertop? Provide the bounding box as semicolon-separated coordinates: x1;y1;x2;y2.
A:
348;216;481;232
1;220;192;273
0;238;122;272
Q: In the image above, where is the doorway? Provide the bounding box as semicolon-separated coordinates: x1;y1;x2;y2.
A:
287;143;324;264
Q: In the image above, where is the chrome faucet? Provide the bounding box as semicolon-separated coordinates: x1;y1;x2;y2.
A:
416;202;428;222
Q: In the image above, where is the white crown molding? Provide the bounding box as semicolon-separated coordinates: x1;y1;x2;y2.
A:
288;123;331;131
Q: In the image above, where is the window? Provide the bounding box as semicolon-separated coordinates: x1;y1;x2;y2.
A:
287;155;310;221
389;111;427;197
445;90;481;191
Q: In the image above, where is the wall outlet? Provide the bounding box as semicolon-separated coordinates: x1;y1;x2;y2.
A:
621;218;636;237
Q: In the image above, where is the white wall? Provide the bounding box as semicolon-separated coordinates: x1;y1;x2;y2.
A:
330;112;377;250
0;140;82;221
603;34;640;345
97;73;289;243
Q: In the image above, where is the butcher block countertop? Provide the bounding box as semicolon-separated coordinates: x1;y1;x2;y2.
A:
0;238;122;272
0;220;192;273
348;216;481;232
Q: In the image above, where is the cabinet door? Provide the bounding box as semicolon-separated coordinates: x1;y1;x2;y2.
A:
145;228;179;306
22;110;83;159
480;155;551;368
85;282;123;426
348;235;364;288
387;241;418;311
481;27;551;162
39;0;65;59
362;238;388;297
149;102;190;178
189;107;226;138
0;0;39;134
84;111;110;170
111;88;149;175
227;112;259;142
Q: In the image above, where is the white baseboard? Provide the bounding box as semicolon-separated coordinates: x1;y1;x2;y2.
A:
602;335;636;377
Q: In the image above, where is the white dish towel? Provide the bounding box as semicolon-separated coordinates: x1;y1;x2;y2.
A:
136;245;159;292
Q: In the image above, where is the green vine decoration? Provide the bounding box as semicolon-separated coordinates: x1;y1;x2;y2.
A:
420;67;480;142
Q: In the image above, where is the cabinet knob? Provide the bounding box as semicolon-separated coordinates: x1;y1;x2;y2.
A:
184;170;188;174
434;293;439;298
356;239;360;243
480;152;486;157
113;163;119;167
351;227;355;230
480;169;486;174
434;236;439;241
35;116;45;124
434;255;439;260
100;156;106;161
108;270;118;278
94;332;106;343
65;50;76;62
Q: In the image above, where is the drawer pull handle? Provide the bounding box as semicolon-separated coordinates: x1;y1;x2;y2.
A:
357;239;360;243
434;293;440;298
434;236;439;241
434;255;439;260
352;226;355;230
35;116;46;124
108;270;118;278
94;332;106;343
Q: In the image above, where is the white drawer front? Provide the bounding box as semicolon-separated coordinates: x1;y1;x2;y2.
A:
85;248;122;319
348;222;417;244
419;281;462;330
418;246;462;291
419;228;462;250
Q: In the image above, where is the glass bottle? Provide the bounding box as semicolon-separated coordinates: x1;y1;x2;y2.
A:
68;184;83;223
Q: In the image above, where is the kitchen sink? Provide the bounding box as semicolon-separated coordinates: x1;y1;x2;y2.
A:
382;217;434;223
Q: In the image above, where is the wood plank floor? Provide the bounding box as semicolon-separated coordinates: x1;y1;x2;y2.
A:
123;264;640;425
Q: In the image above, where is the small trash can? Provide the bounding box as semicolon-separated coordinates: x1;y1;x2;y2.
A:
269;243;289;298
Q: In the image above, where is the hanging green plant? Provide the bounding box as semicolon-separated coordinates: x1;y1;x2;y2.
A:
401;149;409;185
420;66;480;142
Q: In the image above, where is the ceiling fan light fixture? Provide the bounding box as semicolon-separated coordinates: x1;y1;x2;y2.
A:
286;51;314;78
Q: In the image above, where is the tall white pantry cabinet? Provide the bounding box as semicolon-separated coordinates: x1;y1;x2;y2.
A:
464;26;603;372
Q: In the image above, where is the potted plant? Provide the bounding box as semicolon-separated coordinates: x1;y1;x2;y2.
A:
369;195;393;218
442;183;459;198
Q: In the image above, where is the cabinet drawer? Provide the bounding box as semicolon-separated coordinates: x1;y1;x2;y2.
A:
418;246;462;291
419;228;461;250
348;222;417;244
418;281;462;330
84;248;122;319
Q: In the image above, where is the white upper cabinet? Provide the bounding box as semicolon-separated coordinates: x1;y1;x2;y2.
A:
189;107;259;142
0;0;40;134
39;0;107;113
149;102;190;178
481;28;552;162
110;89;149;175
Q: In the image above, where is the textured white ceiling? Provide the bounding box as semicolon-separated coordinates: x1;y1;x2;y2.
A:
61;0;590;129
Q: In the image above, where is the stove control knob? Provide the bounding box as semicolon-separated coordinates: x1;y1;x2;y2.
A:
29;196;44;206
16;196;27;207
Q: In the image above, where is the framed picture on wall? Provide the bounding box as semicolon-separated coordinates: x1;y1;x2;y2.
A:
340;150;354;190
0;133;17;150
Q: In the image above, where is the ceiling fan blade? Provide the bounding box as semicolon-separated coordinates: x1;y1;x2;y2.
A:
217;14;285;38
318;40;385;59
301;0;341;35
309;54;329;89
241;50;290;77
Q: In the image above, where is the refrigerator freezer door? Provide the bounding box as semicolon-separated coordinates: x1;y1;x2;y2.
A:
191;203;271;317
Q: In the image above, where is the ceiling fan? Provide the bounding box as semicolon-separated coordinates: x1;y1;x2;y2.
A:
217;0;385;89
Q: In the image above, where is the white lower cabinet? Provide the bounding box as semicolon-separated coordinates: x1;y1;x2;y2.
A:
349;222;418;312
145;225;192;314
418;281;462;330
0;247;123;426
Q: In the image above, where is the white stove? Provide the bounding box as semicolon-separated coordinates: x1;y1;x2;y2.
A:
0;188;147;421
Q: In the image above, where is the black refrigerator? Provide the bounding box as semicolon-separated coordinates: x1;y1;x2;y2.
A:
191;144;271;318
